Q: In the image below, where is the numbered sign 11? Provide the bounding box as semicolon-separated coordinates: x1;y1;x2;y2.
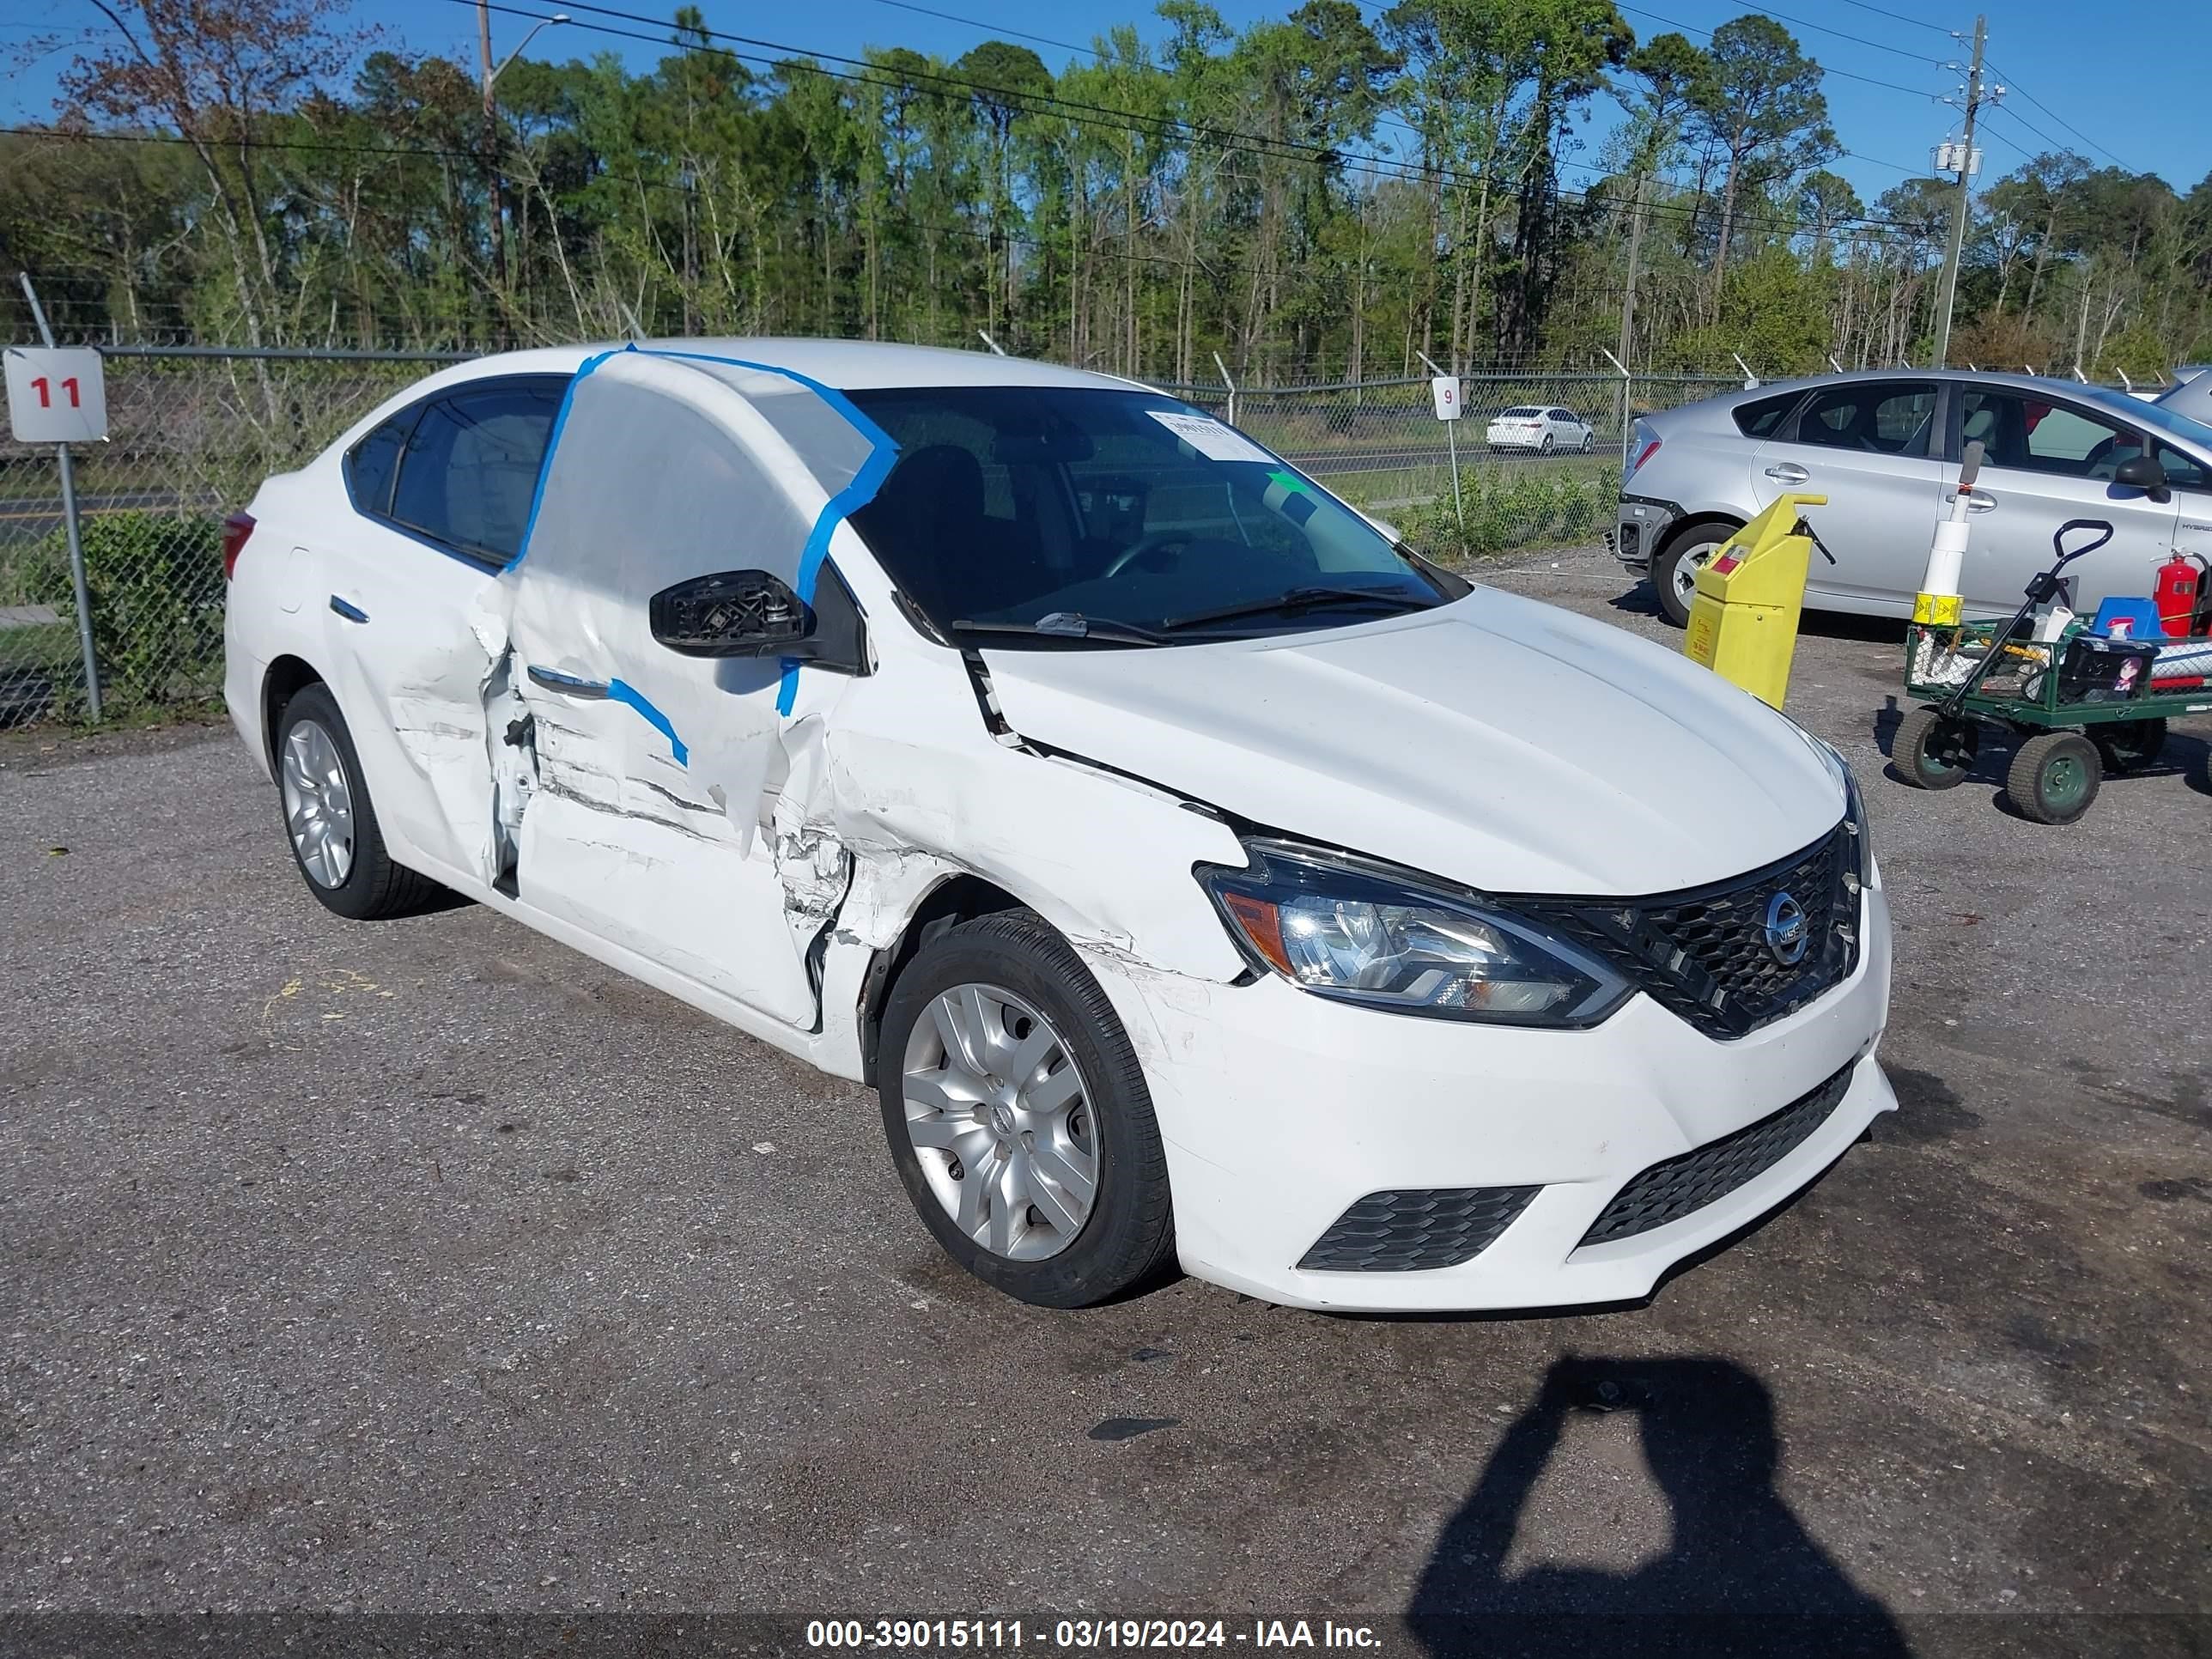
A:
4;346;108;444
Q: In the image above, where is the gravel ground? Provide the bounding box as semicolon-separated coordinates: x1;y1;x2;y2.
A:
1;546;2206;1654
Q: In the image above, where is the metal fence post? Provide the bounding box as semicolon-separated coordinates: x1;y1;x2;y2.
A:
1212;351;1237;428
1601;348;1632;472
17;274;101;721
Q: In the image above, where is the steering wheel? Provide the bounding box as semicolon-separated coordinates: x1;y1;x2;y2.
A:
1102;530;1194;580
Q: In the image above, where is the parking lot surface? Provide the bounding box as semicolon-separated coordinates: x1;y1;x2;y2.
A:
3;545;2207;1651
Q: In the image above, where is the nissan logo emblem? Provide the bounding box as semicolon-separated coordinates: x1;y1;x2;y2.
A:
1764;891;1809;967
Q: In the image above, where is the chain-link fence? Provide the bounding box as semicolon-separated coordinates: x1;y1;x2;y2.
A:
1;344;471;726
0;340;1753;729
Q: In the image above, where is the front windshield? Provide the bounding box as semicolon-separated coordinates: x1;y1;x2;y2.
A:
844;386;1455;644
2081;384;2212;449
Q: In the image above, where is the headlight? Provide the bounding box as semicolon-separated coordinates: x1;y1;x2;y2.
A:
1802;731;1872;886
1195;841;1631;1028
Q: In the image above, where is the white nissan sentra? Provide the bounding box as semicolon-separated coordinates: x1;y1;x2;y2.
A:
222;339;1895;1312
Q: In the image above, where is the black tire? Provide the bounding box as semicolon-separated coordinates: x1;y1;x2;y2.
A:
1581;431;1596;453
2094;717;2166;774
1540;433;1555;456
2005;730;2102;825
1651;521;1740;628
874;909;1176;1309
1893;707;1977;790
274;682;446;920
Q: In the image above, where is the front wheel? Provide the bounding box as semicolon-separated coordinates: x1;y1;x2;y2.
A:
1651;523;1739;628
2006;731;2102;825
1581;431;1596;453
1894;707;1978;790
875;910;1176;1308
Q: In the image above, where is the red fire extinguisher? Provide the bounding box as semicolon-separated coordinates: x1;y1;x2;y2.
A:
2154;550;2209;638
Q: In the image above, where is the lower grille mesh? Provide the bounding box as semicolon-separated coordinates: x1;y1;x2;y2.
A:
1298;1186;1540;1273
1579;1062;1857;1248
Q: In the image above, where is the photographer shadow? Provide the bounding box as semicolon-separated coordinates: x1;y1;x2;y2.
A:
1407;1356;1911;1658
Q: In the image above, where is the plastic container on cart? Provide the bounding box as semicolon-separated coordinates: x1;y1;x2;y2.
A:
2058;634;2160;702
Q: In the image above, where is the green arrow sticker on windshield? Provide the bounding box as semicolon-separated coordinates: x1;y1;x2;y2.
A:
1267;468;1310;495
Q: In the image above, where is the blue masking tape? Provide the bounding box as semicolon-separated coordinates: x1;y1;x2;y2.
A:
507;343;899;722
608;678;689;768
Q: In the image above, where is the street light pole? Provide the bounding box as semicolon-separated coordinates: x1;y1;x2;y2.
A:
1930;15;1988;369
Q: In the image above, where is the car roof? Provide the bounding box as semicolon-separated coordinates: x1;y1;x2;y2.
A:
1705;367;2144;406
425;337;1146;394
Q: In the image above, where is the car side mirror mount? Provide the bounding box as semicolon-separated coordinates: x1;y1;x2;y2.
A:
650;569;812;658
2112;453;2170;503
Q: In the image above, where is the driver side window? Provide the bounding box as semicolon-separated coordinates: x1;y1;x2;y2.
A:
1960;390;2143;479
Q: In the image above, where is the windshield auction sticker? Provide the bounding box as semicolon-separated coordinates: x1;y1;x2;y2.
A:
1147;410;1276;465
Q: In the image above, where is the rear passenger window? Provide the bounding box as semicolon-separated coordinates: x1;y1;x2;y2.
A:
345;415;412;515
1733;392;1802;438
378;376;568;564
1792;382;1936;457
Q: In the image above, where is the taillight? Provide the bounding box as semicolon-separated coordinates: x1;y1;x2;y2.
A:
1627;428;1661;478
222;512;256;580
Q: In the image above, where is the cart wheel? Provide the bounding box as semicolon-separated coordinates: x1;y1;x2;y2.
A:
2005;731;2102;825
2094;717;2166;774
1895;708;1977;790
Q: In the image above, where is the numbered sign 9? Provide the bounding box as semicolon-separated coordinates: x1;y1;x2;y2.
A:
1429;374;1462;422
4;346;108;444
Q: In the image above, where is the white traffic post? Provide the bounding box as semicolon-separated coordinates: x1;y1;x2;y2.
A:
9;274;106;719
1601;348;1632;471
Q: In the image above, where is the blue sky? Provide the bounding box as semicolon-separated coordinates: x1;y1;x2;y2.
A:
3;0;2203;206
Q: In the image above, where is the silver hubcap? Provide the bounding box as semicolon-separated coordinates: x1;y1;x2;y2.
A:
1674;544;1720;599
282;719;356;888
902;982;1098;1261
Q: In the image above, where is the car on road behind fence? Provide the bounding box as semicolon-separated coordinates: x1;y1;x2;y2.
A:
223;337;1894;1315
1613;369;2212;626
1486;405;1597;455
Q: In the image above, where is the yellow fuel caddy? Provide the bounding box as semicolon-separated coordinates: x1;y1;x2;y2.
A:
1681;492;1827;710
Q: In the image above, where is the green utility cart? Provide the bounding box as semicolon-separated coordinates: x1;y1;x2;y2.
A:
1893;519;2212;825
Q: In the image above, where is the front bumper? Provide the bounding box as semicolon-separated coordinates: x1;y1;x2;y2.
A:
1103;883;1893;1312
1609;495;1680;573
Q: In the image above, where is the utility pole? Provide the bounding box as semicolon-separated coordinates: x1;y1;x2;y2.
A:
479;0;506;289
1930;15;1989;368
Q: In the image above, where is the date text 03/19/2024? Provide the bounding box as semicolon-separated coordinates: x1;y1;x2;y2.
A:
804;1620;1384;1650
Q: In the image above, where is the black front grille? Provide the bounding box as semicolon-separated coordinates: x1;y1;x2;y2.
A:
1298;1186;1540;1273
1520;822;1861;1041
1579;1061;1857;1248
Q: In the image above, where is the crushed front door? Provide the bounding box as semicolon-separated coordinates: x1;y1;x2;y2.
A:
483;348;892;1030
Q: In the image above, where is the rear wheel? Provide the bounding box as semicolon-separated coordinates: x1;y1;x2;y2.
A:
1894;707;1977;790
1581;430;1596;453
1651;522;1739;628
875;910;1176;1308
2005;731;2102;825
2094;717;2166;774
1540;432;1555;456
275;683;445;920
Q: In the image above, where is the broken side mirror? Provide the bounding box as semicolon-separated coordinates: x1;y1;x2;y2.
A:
650;569;812;658
2112;453;2171;503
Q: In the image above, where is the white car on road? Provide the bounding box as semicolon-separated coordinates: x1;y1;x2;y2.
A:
222;338;1894;1312
1486;405;1597;454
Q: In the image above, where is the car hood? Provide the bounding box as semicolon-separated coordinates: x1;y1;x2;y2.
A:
980;586;1844;896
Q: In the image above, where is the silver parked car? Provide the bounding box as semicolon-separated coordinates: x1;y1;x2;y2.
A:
1612;370;2212;626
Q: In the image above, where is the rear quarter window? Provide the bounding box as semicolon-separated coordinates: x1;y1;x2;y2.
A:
1733;392;1803;438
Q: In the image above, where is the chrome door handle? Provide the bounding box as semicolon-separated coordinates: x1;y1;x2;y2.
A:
527;665;611;699
329;595;368;623
1966;492;1996;513
1763;463;1809;484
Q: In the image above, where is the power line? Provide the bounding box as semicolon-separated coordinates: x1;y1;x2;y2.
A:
459;0;1923;242
1982;59;2130;170
1829;0;1953;35
1613;3;1945;97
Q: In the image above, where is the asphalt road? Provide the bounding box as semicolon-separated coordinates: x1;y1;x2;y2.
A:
2;548;2208;1653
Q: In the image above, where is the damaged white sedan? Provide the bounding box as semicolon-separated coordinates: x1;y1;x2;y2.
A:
222;339;1895;1312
